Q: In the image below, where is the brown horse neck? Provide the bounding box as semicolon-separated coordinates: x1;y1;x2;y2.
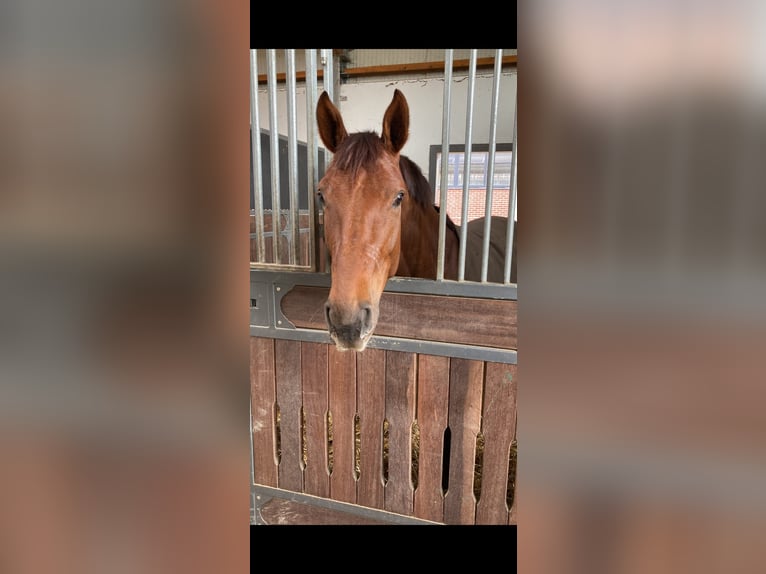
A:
397;204;459;280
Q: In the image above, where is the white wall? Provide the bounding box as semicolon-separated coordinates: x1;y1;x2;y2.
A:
254;70;518;179
337;72;517;173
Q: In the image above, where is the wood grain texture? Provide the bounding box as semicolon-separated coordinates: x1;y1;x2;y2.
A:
250;337;278;487
476;362;517;524
328;347;357;503
258;498;388;525
384;351;417;516
413;354;450;523
281;286;517;350
255;56;518;84
274;339;303;492
301;342;329;498
443;358;484;524
356;348;386;509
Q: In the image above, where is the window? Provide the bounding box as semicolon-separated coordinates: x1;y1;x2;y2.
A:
430;144;513;191
428;144;514;226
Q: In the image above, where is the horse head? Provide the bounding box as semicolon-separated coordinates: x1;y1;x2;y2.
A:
316;89;410;351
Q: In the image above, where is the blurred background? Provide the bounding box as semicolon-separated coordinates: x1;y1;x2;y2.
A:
2;0;766;571
0;1;249;572
521;1;766;572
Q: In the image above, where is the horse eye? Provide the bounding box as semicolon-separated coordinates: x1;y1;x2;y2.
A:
316;190;325;205
393;191;404;208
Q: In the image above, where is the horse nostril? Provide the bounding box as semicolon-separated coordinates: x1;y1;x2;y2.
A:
360;303;373;332
324;302;332;327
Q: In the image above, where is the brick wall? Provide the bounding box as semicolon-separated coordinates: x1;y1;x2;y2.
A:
441;188;510;226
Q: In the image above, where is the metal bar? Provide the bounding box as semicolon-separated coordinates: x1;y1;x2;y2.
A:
321;48;334;266
252;484;442;525
436;49;454;281
251;269;516;301
249;50;266;264
305;49;320;272
249;324;517;365
481;50;503;282
285;49;300;265
322;49;334;103
250;399;255;486
266;50;282;264
249;262;313;272
504;98;518;284
458;50;478;281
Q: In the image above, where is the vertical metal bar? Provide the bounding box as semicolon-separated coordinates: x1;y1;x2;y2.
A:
306;49;320;272
250;399;255;487
321;49;334;270
323;49;335;103
481;49;503;282
436;50;454;282
249;50;266;264
458;50;478;282
266;50;282;264
322;49;335;172
504;98;518;284
286;49;300;266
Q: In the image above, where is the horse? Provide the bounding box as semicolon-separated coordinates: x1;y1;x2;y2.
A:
316;89;513;351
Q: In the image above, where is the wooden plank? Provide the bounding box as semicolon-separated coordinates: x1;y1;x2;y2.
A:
258;498;388;525
328;347;357;503
250;337;278;487
413;354;450;523
256;69;324;85
281;286;517;350
476;362;517;524
384;351;417;516
443;358;484;524
342;56;518;77
301;342;329;498
274;339;303;492
255;56;518;84
356;348;386;509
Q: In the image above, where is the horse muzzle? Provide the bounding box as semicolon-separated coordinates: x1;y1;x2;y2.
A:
324;301;376;351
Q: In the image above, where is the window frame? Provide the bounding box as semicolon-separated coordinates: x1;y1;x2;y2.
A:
428;143;514;195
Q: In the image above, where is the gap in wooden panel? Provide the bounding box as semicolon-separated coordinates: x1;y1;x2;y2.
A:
441;426;451;495
382;418;389;485
353;413;361;480
473;431;485;501
507;439;517;510
326;410;334;475
274;402;282;464
411;419;420;490
300;406;307;470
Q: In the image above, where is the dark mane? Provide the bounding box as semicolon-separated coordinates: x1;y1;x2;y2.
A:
398;154;435;210
332;132;386;176
400;155;460;239
434;204;460;239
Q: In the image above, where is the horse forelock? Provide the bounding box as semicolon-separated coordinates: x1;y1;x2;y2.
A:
331;132;434;207
332;132;387;177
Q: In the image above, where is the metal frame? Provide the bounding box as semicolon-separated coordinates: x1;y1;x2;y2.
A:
252;485;441;525
249;48;518;289
249;49;518;524
250;270;517;365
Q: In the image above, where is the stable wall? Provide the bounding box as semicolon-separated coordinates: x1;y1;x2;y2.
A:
254;69;517;178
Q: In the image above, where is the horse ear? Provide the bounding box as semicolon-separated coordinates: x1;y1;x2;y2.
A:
381;89;409;154
316;91;348;152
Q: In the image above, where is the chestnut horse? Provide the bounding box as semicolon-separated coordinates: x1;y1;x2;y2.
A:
316;89;511;351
